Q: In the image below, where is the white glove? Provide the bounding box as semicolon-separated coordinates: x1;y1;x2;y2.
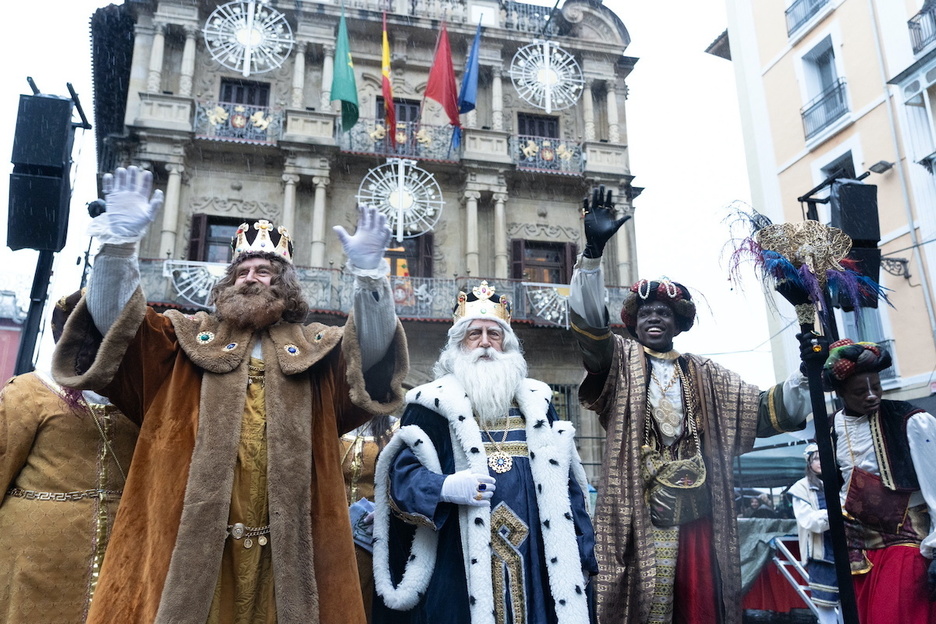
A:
86;166;164;244
333;205;392;270
440;469;496;507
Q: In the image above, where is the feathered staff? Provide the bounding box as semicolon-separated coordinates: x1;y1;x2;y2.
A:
728;208;888;333
727;208;887;624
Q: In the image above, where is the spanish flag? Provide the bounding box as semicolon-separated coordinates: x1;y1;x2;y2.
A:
382;12;397;147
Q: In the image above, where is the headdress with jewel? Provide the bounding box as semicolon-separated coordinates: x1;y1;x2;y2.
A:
620;277;696;334
452;280;512;325
230;220;293;264
821;338;892;390
728;208;889;329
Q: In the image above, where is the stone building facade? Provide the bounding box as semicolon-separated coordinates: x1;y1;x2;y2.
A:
89;0;640;479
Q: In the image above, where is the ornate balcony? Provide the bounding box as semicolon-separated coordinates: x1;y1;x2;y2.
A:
801;78;848;140
140;259;630;327
509;134;584;175
909;7;936;54
338;119;459;162
194;101;283;145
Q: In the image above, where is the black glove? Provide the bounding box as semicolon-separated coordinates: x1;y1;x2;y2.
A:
582;186;630;259
928;558;936;601
797;330;829;375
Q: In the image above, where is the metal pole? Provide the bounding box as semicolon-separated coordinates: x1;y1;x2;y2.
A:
801;322;860;624
14;250;55;375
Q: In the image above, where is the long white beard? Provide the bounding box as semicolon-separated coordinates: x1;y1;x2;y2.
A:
451;347;527;425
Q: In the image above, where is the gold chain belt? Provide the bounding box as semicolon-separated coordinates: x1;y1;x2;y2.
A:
227;522;270;549
6;486;123;502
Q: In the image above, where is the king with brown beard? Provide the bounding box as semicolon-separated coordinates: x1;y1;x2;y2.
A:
372;281;597;624
53;166;408;624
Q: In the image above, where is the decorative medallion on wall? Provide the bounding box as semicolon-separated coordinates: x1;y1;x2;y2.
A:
356;158;444;242
203;0;294;77
509;40;584;114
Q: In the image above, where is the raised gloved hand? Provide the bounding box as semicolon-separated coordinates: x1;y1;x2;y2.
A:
440;469;496;507
86;166;164;244
797;330;830;376
333;205;393;270
582;185;630;259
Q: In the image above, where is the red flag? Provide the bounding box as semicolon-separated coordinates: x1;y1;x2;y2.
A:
424;23;461;129
381;12;396;147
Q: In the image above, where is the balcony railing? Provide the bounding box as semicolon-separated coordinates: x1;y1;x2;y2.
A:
510;135;584;175
801;78;848;140
338;119;459;162
142;259;631;327
785;0;829;36
909;7;936;54
194;101;283;144
501;1;557;35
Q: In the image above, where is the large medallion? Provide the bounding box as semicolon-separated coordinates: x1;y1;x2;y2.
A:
653;397;682;438
488;451;513;474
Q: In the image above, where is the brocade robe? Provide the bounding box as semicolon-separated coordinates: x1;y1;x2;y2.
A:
0;372;138;623
52;289;408;623
582;335;805;624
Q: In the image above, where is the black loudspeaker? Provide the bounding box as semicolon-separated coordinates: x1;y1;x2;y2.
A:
7;172;71;252
830;180;879;243
11;95;74;171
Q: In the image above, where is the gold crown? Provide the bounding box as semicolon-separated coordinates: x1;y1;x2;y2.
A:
453;281;512;324
231;220;293;264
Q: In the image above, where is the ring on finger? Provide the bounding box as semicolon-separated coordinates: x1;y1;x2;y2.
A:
474;492;484;501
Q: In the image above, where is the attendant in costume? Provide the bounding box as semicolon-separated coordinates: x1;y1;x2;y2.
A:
341;414;398;622
788;443;838;624
0;291;138;623
822;339;936;623
568;188;812;624
52;167;408;623
372;282;597;624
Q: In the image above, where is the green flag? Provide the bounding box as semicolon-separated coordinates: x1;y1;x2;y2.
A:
331;13;359;130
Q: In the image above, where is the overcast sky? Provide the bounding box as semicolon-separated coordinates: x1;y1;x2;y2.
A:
0;0;779;386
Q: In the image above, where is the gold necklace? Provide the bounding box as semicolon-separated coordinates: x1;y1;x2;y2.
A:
483;417;513;474
649;362;682;438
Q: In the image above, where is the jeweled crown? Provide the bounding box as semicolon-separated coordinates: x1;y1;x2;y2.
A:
231;220;293;264
453;281;512;324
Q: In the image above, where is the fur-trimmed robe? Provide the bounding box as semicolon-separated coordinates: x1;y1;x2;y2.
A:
51;289;408;624
372;375;595;624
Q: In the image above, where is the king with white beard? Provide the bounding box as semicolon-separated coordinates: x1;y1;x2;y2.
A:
372;282;597;624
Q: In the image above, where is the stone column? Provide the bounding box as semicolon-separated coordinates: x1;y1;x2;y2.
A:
493;192;508;278
147;22;167;93
321;44;335;111
615;211;636;285
606;81;620;144
583;81;595;141
291;43;307;109
282;174;300;235
159;164;184;259
492;70;504;131
310;176;330;267
464;191;480;276
179;26;198;97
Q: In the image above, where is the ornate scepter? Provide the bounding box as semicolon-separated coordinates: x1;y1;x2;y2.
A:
729;212;889;624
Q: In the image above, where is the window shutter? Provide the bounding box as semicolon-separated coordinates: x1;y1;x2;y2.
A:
188;214;209;261
563;242;577;283
511;239;526;280
416;232;434;277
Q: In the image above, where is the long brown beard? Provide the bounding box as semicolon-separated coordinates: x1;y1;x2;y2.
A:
214;283;287;331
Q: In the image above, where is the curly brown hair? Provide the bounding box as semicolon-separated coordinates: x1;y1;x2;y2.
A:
211;253;309;323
